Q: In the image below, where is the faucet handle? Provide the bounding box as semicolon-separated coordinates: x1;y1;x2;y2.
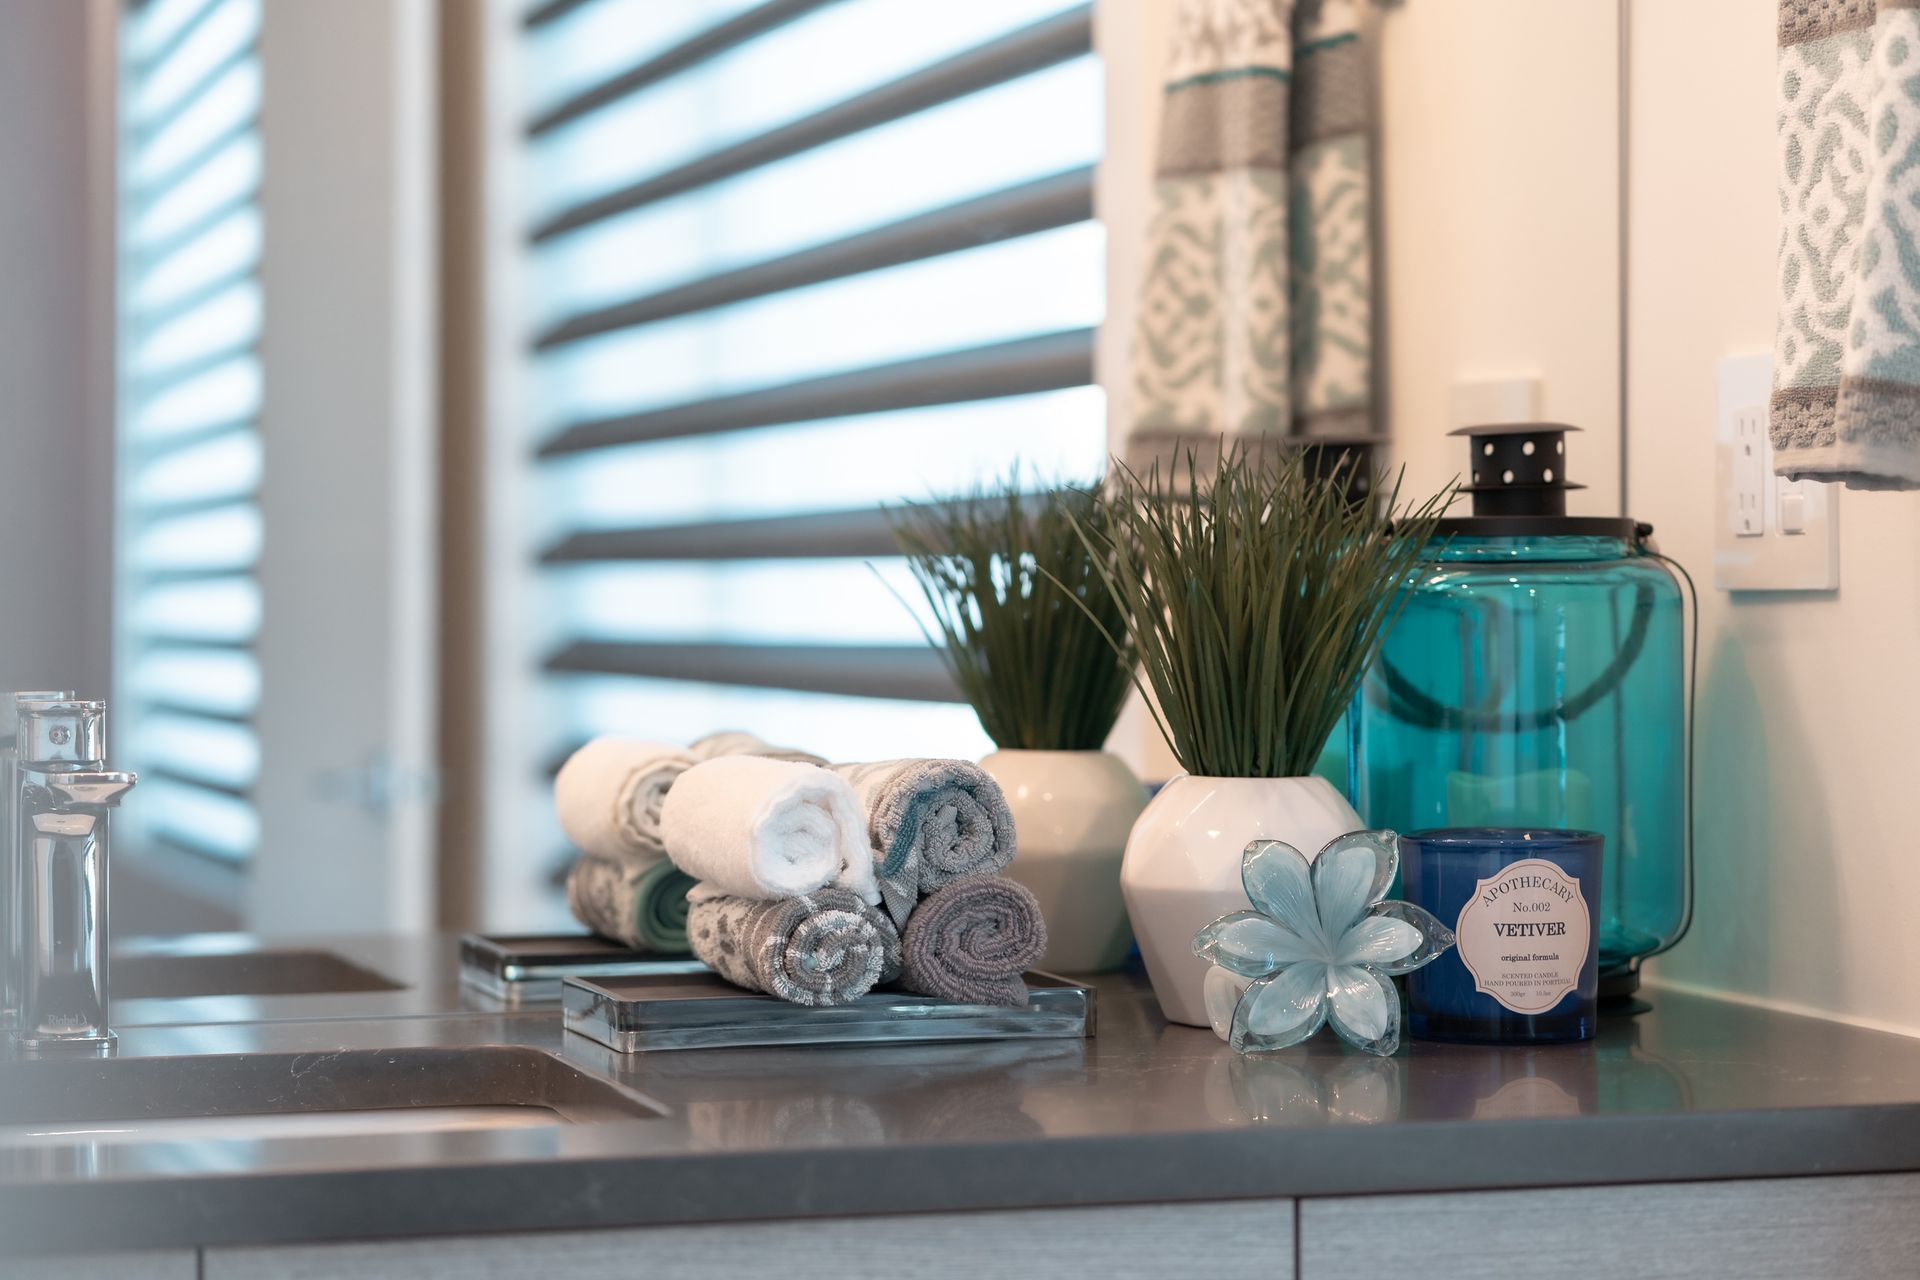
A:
16;700;106;767
3;691;75;745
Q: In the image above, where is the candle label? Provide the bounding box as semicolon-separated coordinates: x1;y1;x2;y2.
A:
1454;857;1589;1014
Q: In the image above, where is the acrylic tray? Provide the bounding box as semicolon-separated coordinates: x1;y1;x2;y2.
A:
458;932;708;1006
562;970;1095;1053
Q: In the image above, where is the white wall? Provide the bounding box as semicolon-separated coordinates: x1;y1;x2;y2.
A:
250;0;440;933
0;1;113;703
1374;1;1622;510
1626;0;1920;1034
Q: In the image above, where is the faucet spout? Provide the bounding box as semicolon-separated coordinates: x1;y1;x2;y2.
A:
9;700;134;1055
41;771;137;811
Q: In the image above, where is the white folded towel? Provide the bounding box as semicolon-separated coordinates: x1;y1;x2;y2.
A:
554;737;695;866
662;755;880;905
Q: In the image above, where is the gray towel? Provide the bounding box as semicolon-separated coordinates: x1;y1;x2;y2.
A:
688;886;902;1007
831;759;1018;926
899;876;1047;1009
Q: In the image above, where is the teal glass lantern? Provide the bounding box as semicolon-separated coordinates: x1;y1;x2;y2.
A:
1354;425;1691;1001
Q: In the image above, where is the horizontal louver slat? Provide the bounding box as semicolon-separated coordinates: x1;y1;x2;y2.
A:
545;641;959;703
542;505;907;563
537;326;1093;457
534;166;1093;350
528;0;829;136
529;4;1092;242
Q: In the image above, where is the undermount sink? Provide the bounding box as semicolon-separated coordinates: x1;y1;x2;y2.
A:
113;948;406;999
0;1046;661;1150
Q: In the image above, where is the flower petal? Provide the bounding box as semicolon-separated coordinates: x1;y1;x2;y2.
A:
1193;911;1321;978
1230;961;1329;1054
1325;964;1401;1056
1203;964;1254;1041
1241;840;1327;947
1335;915;1422;967
1310;831;1399;939
1365;900;1457;976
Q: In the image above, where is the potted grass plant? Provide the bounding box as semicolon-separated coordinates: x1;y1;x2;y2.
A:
1069;446;1451;1025
891;482;1148;972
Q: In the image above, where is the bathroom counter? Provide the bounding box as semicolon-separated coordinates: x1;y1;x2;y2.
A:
6;933;1920;1264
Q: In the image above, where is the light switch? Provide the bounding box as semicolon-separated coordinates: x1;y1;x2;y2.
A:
1779;489;1806;534
1449;375;1541;429
1714;353;1840;591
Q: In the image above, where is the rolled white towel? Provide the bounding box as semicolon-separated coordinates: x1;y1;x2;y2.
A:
662;756;880;905
554;737;694;866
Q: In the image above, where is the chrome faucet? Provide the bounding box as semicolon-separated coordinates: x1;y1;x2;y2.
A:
11;699;135;1053
2;690;73;1032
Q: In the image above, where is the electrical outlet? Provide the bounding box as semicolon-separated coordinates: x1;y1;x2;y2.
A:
1730;406;1764;537
1714;354;1840;592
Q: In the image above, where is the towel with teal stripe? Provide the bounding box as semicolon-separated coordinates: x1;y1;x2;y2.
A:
830;759;1017;927
1127;0;1375;470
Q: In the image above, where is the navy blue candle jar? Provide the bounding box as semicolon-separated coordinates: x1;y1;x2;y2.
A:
1402;829;1603;1043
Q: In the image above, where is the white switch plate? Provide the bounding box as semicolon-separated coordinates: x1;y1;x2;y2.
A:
1714;353;1839;591
1449;375;1542;429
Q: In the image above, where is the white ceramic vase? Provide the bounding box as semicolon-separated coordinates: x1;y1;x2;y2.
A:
1121;774;1363;1026
980;749;1148;973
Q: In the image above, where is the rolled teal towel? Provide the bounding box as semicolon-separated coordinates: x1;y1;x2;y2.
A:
567;855;696;954
830;759;1018;926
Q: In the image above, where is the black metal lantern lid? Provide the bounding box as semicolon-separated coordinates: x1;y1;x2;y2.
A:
1296;433;1385;507
1432;422;1639;540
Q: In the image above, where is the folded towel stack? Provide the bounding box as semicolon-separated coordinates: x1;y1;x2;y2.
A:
831;759;1039;1008
687;887;901;1007
562;735;1044;1009
556;739;696;952
556;732;827;954
830;759;1017;927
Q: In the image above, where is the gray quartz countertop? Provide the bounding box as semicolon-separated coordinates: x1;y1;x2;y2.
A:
5;932;1920;1256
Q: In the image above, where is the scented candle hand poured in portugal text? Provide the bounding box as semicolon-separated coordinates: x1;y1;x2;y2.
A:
1401;828;1602;1043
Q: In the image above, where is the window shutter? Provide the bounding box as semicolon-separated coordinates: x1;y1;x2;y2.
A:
523;0;1107;768
117;0;265;863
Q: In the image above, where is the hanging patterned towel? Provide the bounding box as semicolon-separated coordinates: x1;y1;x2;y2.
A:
1775;0;1920;489
1128;0;1373;472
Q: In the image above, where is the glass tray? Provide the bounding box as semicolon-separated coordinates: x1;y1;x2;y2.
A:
458;932;708;1006
563;970;1096;1052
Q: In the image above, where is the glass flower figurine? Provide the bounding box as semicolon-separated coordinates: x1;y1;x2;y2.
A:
1192;831;1455;1057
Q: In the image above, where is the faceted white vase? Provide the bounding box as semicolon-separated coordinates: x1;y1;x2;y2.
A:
981;749;1148;973
1122;774;1363;1026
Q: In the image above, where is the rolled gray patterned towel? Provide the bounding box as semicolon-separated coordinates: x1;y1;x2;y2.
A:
900;876;1047;1009
687;886;902;1007
831;759;1018;926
